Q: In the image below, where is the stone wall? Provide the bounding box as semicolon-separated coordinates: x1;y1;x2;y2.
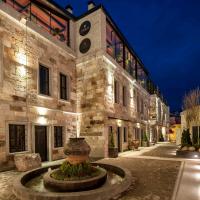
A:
0;4;77;164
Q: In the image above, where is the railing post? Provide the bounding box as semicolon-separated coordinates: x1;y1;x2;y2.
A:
29;2;32;21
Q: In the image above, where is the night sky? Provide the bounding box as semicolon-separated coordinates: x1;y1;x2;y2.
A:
54;0;200;112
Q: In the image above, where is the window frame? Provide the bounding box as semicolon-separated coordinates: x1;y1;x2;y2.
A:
9;124;26;153
122;85;128;107
59;73;70;101
114;79;120;104
54;126;63;148
39;64;50;96
123;127;127;143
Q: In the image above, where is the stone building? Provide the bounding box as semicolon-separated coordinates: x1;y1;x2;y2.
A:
149;94;170;142
0;0;169;165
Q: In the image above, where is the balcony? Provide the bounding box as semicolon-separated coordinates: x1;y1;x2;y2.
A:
2;0;70;46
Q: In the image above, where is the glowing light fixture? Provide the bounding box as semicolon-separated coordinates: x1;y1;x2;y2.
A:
117;119;122;127
37;116;47;125
17;65;27;78
37;107;48;116
20;15;27;24
136;123;140;128
16;52;27;66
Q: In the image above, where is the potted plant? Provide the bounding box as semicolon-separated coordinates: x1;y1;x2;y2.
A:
52;27;61;36
159;133;165;142
132;139;140;150
108;132;118;158
142;133;149;147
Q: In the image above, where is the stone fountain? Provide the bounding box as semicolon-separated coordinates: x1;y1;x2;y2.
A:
44;138;107;192
13;137;132;200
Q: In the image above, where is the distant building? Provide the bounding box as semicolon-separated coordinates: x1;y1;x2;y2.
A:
169;113;181;144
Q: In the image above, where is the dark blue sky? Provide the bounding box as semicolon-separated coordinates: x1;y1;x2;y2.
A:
55;0;200;112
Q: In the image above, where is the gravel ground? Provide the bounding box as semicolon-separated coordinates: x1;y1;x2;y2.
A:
101;157;180;200
141;143;179;158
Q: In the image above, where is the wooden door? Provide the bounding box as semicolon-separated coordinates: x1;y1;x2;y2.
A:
35;126;47;162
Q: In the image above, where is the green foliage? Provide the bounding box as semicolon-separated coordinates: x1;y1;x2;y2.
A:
181;129;192;146
142;133;148;142
51;161;101;181
109;132;115;148
59;161;92;178
159;133;164;142
194;144;200;150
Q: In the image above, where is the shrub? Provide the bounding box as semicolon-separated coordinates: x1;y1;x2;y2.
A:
60;161;92;178
181;129;192;147
109;132;115;148
143;133;148;142
159;133;164;142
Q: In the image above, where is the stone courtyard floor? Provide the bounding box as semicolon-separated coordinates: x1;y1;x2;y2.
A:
0;143;199;200
101;157;180;200
141;143;178;158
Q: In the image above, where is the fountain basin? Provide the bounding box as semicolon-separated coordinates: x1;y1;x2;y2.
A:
43;166;107;192
13;163;132;200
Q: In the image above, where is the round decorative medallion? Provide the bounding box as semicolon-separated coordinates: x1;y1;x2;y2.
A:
79;21;91;36
79;38;91;54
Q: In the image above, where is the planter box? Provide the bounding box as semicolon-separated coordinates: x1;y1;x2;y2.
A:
108;148;118;158
132;140;140;150
142;141;149;147
176;150;200;159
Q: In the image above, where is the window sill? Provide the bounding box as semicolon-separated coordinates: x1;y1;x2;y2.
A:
38;94;53;100
9;151;30;155
58;99;71;104
53;147;64;150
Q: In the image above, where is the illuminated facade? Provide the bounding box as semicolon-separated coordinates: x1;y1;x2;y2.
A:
0;0;169;164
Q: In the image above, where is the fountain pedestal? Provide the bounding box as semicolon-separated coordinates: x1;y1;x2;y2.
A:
64;138;91;164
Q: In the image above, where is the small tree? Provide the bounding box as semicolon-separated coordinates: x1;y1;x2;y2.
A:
143;133;148;142
181;129;192;147
109;132;115;148
183;87;200;128
159;133;164;142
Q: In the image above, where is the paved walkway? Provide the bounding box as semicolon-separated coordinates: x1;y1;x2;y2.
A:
0;143;200;200
175;161;200;200
120;143;200;200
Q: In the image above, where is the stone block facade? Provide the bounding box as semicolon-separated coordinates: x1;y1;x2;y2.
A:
0;1;170;164
0;2;77;165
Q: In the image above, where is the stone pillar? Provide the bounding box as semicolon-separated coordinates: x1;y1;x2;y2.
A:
0;41;3;87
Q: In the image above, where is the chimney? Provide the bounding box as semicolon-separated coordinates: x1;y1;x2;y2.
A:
65;4;73;14
88;1;96;10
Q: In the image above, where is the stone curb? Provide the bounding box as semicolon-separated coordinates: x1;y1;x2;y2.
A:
12;163;132;200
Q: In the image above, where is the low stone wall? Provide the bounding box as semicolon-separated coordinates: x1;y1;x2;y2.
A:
176;150;200;159
13;163;132;200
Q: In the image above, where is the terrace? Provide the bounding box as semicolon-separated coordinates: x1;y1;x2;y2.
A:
2;0;70;46
106;20;148;89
